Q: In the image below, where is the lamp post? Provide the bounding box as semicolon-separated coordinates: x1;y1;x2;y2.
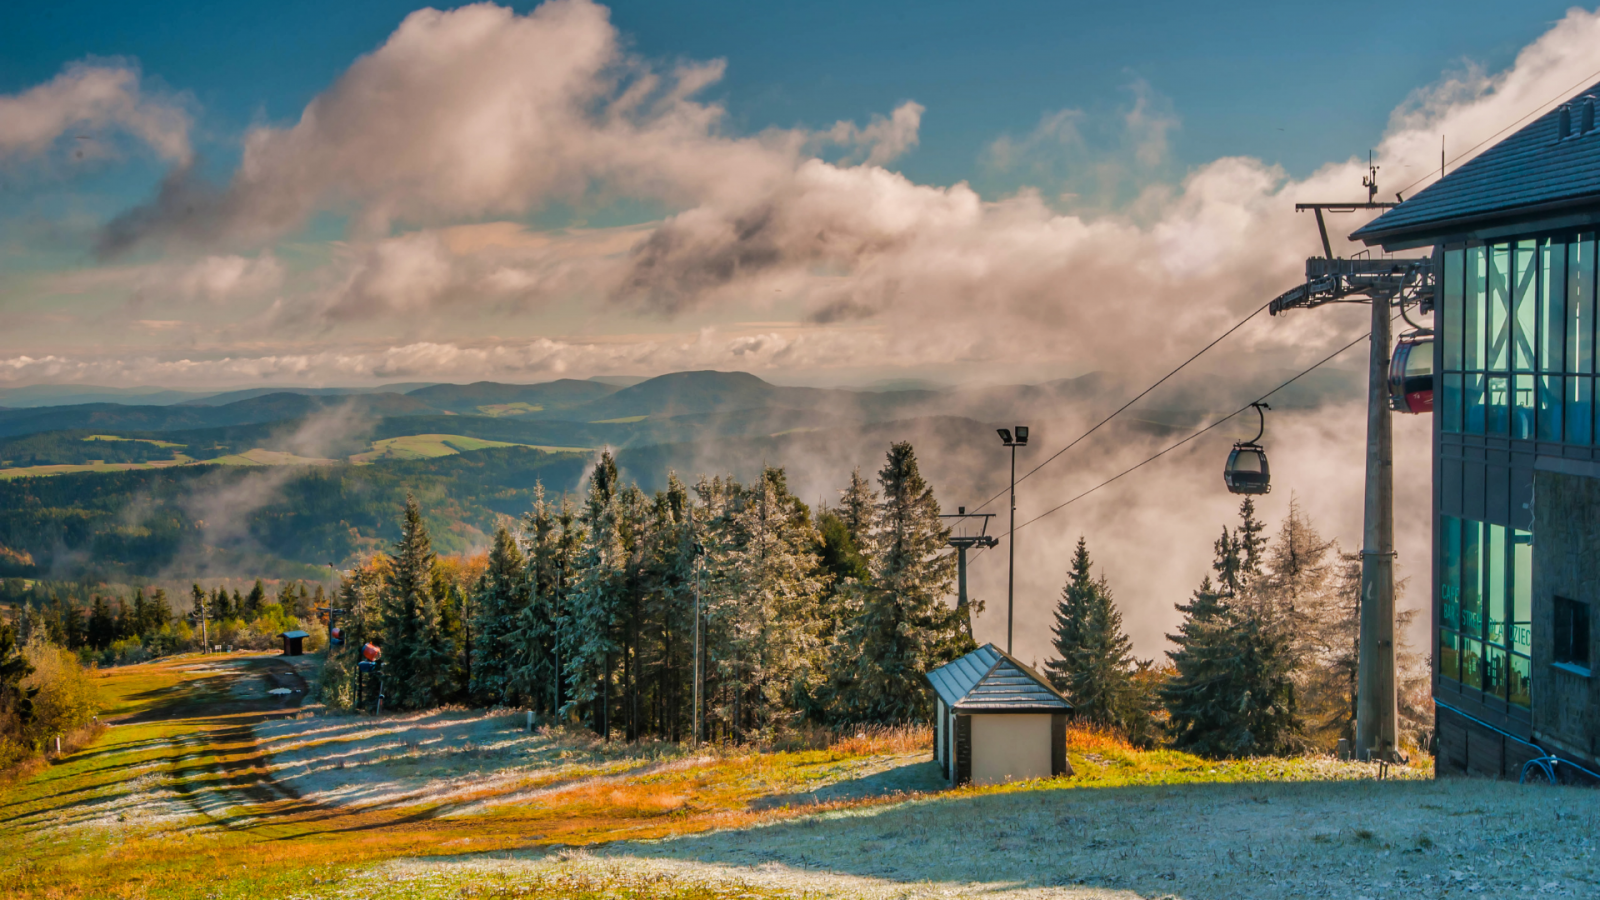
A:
996;426;1029;654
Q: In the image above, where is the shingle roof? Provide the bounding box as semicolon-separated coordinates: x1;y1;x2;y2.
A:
1353;79;1600;246
925;643;1073;712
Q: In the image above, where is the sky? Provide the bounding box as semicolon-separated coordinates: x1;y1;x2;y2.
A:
2;1;1592;659
2;0;1597;391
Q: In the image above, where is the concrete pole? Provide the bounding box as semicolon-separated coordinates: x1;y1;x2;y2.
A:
1356;293;1400;760
1007;444;1017;655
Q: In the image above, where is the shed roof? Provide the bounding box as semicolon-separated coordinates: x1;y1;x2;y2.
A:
280;630;310;639
925;643;1073;712
1353;78;1600;247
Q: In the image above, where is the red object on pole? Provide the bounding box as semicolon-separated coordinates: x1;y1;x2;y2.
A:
362;642;382;662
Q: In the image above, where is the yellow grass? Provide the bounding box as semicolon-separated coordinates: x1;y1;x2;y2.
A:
590;415;649;424
6;655;1584;900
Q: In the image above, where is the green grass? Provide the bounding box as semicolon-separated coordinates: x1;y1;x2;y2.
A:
475;403;544;417
83;435;184;448
3;656;1493;900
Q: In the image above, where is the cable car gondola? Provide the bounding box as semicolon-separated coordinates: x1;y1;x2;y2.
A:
1388;330;1434;414
1224;402;1271;495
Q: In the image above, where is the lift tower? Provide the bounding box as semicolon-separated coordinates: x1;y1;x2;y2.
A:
1269;184;1433;762
942;508;998;640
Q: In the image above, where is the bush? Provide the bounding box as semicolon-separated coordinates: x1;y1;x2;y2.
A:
22;637;100;748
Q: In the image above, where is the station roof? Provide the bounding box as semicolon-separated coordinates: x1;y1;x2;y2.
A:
926;643;1073;713
1354;77;1600;249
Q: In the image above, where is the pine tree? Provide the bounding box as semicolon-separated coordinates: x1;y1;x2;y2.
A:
837;467;877;558
509;487;580;717
243;580;266;618
0;619;37;741
470;527;527;706
87;596;115;651
191;584;210;653
381;495;446;710
1161;500;1303;757
1045;537;1151;740
565;452;628;735
831;442;963;723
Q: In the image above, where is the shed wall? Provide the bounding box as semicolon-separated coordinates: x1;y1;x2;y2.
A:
970;714;1053;785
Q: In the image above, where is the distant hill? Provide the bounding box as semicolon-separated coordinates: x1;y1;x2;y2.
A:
0;385;217;408
178;383;436;406
0;391;443;439
405;379;618;415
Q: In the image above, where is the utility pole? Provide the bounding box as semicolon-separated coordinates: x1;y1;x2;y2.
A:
693;542;703;747
1271;175;1427;762
997;427;1029;654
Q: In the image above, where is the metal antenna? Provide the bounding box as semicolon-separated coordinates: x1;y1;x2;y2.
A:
1363;150;1380;203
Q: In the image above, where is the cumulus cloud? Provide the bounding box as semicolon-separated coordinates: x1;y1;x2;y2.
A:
0;61;191;165
15;0;1600;391
97;0;843;254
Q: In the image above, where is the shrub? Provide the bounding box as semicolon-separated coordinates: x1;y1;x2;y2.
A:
22;637;100;749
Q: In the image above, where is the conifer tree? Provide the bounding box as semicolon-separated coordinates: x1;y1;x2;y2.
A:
0;619;36;740
837;467;877;557
1045;537;1151;740
87;596;115;651
832;442;963;723
470;527;527;705
381;495;447;709
510;487;580;716
243;580;266;618
565;452;628;734
1162;500;1303;757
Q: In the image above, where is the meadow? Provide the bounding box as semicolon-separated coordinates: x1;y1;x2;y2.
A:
2;652;1594;900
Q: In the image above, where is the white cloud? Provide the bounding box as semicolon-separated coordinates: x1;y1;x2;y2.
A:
0;61;190;165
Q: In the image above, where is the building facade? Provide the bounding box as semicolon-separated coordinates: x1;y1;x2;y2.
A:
1355;84;1600;780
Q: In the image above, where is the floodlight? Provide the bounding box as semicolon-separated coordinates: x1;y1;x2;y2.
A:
1014;426;1029;445
997;428;1013;443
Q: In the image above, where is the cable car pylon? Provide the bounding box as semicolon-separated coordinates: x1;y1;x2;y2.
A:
1267;158;1434;764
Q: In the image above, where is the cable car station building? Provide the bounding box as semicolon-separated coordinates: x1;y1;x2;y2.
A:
1354;83;1600;779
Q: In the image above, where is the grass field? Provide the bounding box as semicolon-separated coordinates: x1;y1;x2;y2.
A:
348;434;589;463
474;403;543;417
2;653;1594;900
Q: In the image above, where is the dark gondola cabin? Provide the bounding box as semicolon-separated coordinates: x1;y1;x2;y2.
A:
1389;332;1435;414
1223;402;1272;494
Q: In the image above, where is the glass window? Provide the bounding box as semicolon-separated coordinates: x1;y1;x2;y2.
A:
1466;245;1486;371
1484;644;1509;700
1554;596;1591;669
1486;376;1510;434
1466;374;1485;433
1510;654;1532;709
1514;240;1537;372
1461;521;1483;638
1443;374;1464;433
1541;238;1566;373
1444;247;1464;371
1512;530;1532;655
1567;375;1593;445
1488;244;1512;371
1538;374;1563;441
1487;524;1507;646
1513;373;1535;439
1440;629;1461;683
1568;236;1594;375
1462;638;1484;690
1440;515;1461;631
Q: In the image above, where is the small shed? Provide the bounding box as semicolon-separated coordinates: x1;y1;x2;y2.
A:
926;643;1073;786
279;630;309;656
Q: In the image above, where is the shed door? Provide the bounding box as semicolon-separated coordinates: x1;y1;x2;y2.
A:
970;714;1053;785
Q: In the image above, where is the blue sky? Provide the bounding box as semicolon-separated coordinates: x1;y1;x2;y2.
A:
0;0;1596;391
1;0;1578;207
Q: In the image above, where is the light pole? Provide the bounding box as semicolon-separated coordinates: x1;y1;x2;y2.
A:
692;539;704;747
996;426;1029;654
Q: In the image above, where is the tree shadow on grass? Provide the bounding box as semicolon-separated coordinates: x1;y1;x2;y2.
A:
606;776;1508;900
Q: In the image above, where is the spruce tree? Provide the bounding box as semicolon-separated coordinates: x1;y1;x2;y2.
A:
1045;537;1150;740
0;619;36;740
470;527;527;706
1161;500;1303;757
381;495;446;709
87;596;115;651
565;452;627;734
832;442;963;723
244;580;266;618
